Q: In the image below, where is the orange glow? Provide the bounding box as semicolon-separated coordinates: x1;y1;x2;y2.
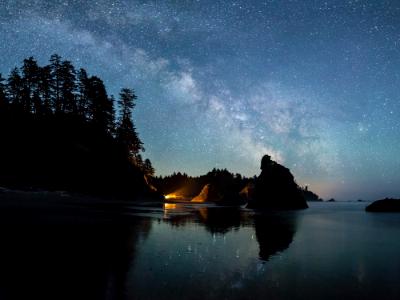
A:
191;184;210;202
164;203;177;210
164;193;180;200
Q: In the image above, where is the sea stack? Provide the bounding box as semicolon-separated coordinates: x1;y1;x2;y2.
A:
248;155;308;210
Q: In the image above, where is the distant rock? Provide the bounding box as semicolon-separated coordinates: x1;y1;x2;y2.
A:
366;198;400;212
302;188;322;202
328;198;336;202
248;155;308;210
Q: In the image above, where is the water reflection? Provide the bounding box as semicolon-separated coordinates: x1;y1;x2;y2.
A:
254;213;297;261
163;204;250;234
163;203;297;261
200;207;243;234
128;202;400;300
0;207;152;300
0;202;299;299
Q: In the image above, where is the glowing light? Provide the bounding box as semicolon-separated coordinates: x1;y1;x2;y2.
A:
164;203;177;210
164;193;180;200
191;184;210;202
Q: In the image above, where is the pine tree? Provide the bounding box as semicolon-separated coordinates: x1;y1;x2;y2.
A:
7;68;23;110
60;60;76;114
77;68;89;118
32;90;42;115
49;54;63;113
108;95;116;135
0;54;156;198
135;153;144;170
87;76;115;134
21;57;40;113
37;66;53;115
143;158;155;176
116;88;144;161
0;73;7;111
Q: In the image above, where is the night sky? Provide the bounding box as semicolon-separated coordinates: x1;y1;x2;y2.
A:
1;1;400;200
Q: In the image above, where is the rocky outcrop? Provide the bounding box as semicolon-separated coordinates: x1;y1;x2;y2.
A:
248;155;308;210
192;184;218;202
366;198;400;212
302;188;322;201
191;183;245;205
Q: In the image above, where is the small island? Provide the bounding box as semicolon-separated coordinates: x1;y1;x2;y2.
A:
156;154;309;210
365;198;400;212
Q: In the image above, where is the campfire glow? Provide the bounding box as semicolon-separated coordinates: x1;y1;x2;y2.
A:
164;193;180;200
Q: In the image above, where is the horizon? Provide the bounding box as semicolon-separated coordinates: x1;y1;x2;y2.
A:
1;1;400;201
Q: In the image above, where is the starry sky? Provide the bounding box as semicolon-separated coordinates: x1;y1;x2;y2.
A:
1;0;400;200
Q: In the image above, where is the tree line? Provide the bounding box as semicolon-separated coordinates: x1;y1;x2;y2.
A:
155;166;318;205
0;55;156;198
153;168;255;204
0;55;154;176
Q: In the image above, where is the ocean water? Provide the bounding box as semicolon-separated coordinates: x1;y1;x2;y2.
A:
0;201;398;299
127;202;400;300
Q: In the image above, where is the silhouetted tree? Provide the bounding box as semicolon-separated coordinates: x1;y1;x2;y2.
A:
7;68;23;110
108;95;116;135
37;65;53;115
49;54;63;113
154;168;252;204
77;68;90;118
0;73;7;111
87;76;115;134
0;54;159;201
143;159;155;176
60;60;77;114
21;57;40;113
134;153;144;170
116;88;144;161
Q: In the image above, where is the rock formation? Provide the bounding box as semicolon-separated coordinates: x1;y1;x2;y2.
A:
365;198;400;212
248;155;308;210
192;184;216;202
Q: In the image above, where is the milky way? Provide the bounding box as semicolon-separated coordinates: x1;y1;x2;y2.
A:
1;1;400;200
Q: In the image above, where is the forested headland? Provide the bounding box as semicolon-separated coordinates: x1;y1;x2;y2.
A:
0;55;157;200
0;55;320;207
154;160;314;209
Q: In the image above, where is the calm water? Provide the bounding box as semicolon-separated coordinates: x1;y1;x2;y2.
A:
0;201;399;299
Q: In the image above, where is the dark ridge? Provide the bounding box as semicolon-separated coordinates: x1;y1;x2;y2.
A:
366;198;400;212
